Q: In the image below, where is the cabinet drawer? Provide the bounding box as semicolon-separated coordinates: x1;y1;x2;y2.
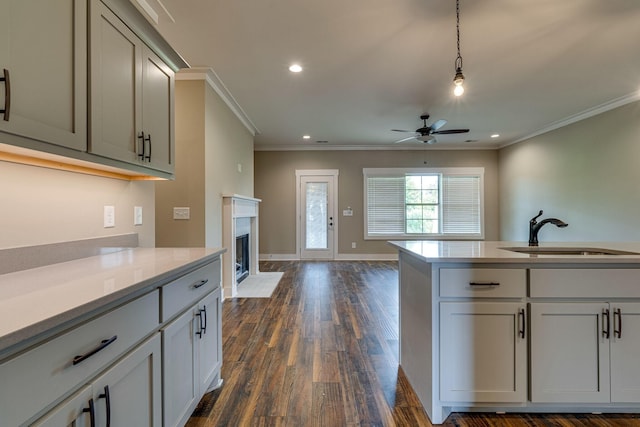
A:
162;260;221;322
0;290;159;427
440;268;526;298
530;269;640;298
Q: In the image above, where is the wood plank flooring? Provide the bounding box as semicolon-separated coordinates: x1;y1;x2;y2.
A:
187;261;640;426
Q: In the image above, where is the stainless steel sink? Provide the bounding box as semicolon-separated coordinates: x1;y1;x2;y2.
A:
501;247;640;256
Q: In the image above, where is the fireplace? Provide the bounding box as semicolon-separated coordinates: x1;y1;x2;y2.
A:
235;234;249;283
223;195;261;298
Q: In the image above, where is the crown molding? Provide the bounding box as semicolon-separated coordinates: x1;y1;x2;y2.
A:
177;67;259;136
253;144;496;152
502;91;640;149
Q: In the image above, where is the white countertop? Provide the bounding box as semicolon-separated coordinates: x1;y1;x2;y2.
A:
0;247;224;356
389;240;640;264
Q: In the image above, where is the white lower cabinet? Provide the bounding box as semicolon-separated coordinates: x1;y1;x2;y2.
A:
163;286;222;427
531;301;640;403
33;333;162;426
440;302;527;402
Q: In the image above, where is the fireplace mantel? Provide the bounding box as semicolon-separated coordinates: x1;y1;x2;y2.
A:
222;195;261;298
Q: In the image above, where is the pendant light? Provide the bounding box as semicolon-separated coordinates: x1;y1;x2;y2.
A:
453;0;465;97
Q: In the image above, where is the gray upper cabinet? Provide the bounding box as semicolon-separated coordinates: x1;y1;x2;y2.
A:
0;0;87;151
89;0;175;174
0;0;185;179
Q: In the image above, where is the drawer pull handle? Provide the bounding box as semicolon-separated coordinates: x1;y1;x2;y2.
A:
82;398;96;427
468;282;500;287
614;308;622;339
99;385;111;427
72;335;118;365
0;68;9;121
602;308;610;339
192;279;209;289
518;308;526;339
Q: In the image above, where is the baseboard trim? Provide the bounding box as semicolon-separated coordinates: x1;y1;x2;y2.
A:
259;253;398;261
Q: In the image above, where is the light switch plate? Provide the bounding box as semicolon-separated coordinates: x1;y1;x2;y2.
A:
104;205;115;228
173;207;190;220
134;206;143;225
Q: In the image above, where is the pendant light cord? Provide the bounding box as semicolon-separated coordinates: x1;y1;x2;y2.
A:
455;0;463;71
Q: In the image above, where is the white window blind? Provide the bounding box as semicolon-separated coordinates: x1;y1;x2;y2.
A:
442;175;481;235
366;176;405;235
364;168;484;240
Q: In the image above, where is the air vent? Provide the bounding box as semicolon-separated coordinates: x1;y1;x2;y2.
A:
316;140;328;144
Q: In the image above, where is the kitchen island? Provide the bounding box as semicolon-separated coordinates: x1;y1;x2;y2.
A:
389;240;640;424
0;246;225;426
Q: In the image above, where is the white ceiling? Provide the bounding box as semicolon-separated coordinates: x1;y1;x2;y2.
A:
149;0;640;150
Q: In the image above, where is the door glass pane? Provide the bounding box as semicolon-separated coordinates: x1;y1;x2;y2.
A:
305;182;328;249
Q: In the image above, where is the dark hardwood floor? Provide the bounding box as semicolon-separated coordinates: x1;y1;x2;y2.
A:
186;261;640;426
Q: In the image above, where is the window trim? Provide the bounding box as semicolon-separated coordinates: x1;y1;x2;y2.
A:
363;167;485;240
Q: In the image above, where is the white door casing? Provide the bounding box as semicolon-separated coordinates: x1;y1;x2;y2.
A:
296;170;338;260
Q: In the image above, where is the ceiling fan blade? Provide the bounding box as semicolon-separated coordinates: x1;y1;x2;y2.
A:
394;136;418;143
432;128;469;135
391;129;413;133
430;119;447;131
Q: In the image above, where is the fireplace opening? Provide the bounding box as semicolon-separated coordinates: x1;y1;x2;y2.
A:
236;234;250;284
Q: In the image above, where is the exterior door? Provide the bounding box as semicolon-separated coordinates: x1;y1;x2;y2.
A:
298;171;337;260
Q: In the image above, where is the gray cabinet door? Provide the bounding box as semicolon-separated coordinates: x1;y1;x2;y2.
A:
92;334;162;426
89;0;142;165
610;302;640;402
197;288;223;394
440;302;527;403
162;306;199;427
0;0;86;150
530;302;610;403
141;46;174;172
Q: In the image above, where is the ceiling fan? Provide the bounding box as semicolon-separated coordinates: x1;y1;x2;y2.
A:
392;114;469;144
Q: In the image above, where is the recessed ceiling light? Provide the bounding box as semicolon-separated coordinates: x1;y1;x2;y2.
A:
491;134;500;138
302;135;311;139
289;64;303;73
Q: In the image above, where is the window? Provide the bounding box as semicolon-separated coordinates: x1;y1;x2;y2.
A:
364;168;484;239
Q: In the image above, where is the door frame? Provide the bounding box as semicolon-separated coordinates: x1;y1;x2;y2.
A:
295;169;339;260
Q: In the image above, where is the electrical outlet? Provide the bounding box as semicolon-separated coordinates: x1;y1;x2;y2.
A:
104;206;115;228
352;242;357;249
173;207;190;220
134;206;143;225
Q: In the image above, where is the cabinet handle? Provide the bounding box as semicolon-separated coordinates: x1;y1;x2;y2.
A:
98;385;111;427
82;398;96;427
518;308;526;339
144;133;152;161
192;279;209;289
468;282;499;287
196;309;205;339
602;308;610;339
202;305;208;335
0;68;10;121
72;335;118;365
614;308;622;339
137;132;146;159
